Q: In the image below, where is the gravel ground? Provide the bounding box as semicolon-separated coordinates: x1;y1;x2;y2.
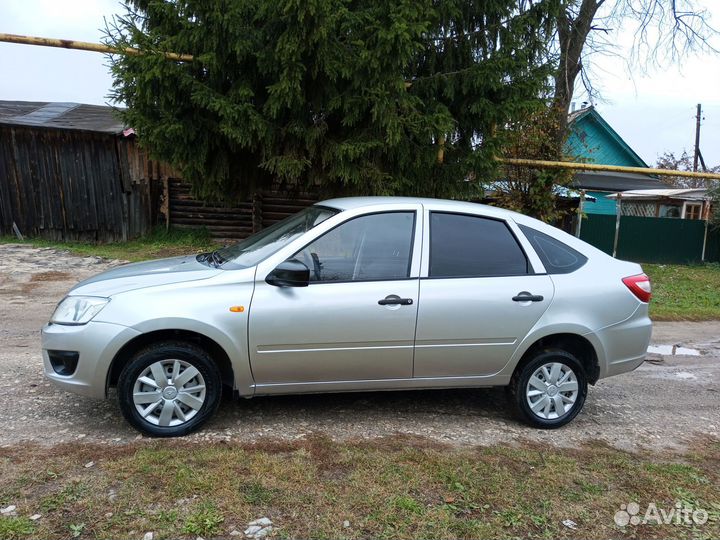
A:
0;243;718;451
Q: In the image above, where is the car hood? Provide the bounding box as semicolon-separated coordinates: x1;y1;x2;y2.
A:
70;255;222;297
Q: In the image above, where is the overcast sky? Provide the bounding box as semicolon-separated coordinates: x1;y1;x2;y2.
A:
1;0;719;166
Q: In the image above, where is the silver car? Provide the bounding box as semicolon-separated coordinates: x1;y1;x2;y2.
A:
42;197;652;436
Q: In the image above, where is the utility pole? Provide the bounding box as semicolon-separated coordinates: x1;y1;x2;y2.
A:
693;103;702;172
693;103;709;262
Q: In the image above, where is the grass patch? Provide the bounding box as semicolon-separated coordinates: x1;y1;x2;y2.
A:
0;436;717;539
241;480;276;505
182;502;224;537
0;226;220;263
644;263;720;320
0;517;36;540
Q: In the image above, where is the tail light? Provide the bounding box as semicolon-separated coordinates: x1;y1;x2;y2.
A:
622;273;652;303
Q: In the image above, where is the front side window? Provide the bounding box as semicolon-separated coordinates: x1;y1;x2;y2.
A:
429;212;528;277
294;212;415;282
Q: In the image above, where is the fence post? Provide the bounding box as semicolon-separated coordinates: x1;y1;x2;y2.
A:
252;190;263;233
613;193;622;258
701;198;710;262
161;177;170;230
575;189;585;238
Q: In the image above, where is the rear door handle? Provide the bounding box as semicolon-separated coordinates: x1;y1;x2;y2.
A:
512;292;544;302
378;295;413;306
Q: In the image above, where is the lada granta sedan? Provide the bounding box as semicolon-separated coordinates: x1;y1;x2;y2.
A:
42;197;652;436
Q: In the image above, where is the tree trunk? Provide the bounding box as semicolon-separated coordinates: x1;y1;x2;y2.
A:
551;0;604;151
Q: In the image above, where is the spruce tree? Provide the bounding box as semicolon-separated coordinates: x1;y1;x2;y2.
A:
106;0;560;201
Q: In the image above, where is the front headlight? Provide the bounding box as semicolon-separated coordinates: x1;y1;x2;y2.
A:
50;296;110;325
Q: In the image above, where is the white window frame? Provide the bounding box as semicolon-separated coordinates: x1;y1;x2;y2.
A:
681;201;703;220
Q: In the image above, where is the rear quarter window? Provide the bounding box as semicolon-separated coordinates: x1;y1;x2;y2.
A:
519;224;588;274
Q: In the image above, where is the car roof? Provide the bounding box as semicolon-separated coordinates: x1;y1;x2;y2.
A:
318;196;523;220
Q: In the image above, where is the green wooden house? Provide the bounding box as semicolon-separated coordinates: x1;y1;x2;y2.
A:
565;106;662;215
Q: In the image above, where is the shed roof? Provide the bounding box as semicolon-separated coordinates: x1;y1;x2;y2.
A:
607;188;708;200
0;100;125;134
571;171;665;192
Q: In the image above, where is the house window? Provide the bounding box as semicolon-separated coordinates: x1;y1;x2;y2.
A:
658;205;681;218
683;202;703;220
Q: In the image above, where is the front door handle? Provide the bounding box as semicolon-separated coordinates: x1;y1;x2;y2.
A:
512;292;544;302
378;295;414;306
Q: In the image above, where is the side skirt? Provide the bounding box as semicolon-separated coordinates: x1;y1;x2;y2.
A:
249;374;512;397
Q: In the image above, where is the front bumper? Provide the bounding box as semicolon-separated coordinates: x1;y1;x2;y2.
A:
41;321;141;399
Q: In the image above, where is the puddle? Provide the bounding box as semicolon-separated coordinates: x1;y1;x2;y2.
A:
647;345;701;356
653;370;700;382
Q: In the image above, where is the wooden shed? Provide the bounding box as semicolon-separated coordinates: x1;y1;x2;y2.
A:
0;100;169;242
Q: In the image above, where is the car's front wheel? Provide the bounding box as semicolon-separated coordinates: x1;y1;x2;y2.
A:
117;341;222;437
510;350;588;428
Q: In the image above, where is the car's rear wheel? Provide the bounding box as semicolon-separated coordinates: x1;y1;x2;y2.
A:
510;350;588;428
118;341;222;437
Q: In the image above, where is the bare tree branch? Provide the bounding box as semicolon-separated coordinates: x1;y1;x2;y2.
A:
551;0;720;150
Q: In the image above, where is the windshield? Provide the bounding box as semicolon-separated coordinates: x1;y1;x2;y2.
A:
212;206;339;269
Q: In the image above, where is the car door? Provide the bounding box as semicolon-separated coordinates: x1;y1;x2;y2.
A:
249;208;421;385
414;211;554;378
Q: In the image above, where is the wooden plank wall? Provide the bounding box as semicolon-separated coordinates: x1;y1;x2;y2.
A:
0;126;164;242
261;192;319;229
169;179;254;238
168;179;319;240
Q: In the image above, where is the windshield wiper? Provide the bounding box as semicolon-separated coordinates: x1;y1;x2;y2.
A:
196;251;225;268
210;250;226;268
196;252;212;265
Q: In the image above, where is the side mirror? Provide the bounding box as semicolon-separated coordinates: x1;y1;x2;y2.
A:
266;259;310;287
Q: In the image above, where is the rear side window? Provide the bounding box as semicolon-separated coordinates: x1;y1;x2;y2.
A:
519;224;587;274
429;213;528;277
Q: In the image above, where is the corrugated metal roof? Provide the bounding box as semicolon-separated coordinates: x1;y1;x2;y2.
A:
572;171;664;191
484;181;596;201
607;188;708;200
0;100;125;134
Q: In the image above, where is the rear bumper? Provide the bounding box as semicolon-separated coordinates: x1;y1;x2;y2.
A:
594;304;652;380
42;321;140;399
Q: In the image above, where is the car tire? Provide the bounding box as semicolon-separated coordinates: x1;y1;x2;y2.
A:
117;340;222;437
509;349;588;429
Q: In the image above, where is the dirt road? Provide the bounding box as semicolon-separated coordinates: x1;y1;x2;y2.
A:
1;243;718;450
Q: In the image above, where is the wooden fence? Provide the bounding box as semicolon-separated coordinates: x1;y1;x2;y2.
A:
167;179;319;239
